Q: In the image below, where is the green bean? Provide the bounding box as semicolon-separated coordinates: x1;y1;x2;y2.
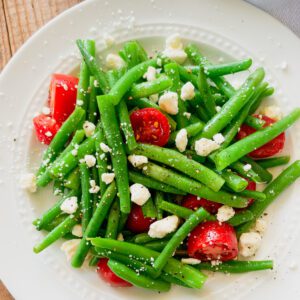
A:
53;180;64;196
184;150;205;164
89;256;99;267
109;59;157;105
159;200;193;219
142;198;157;218
217;169;248;192
36;107;85;179
105;199;120;239
33;190;79;230
227;210;254;226
198;66;217;118
154;192;164;219
234;189;266;201
237;160;300;236
257;156;290;169
76;40;110;94
34;210;80;253
129;75;173;99
168;122;204;145
71;182;117;268
230;161;264;183
143;239;169;251
134;143;225;192
116;99;138;151
76;40;95;111
241;156;273;183
42;214;72;232
64;167;80;190
160;272;190;288
108;259;171;292
117;212;129;233
249;87;275;114
127;97;177;131
119;41;148;69
98;95;130;214
192;68;265;142
153;207;210;274
142;162;248;208
244;115;266;130
197;260;273;273
87;76;99;123
91;238;207;289
215;109;300;170
128;170;186;195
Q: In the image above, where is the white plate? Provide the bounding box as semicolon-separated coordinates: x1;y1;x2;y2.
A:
1;0;300;299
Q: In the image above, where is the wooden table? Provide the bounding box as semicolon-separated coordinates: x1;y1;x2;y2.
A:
0;1;81;297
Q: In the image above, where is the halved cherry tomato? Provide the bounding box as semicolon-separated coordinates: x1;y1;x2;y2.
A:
237;115;285;158
130;108;170;147
33;114;60;145
49;74;78;124
187;221;238;262
182;194;222;214
97;258;132;287
126;204;155;233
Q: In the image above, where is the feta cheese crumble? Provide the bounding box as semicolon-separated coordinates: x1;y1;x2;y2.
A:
128;155;148;167
100;142;112;153
143;66;157;82
180;82;195;101
158;91;178;115
183;112;191;119
175;128;188;152
83;121;96;137
117;233;124;241
83;154;96;168
60;196;78;214
106;53;125;69
243;164;252;172
217;205;235;222
148;215;180;238
260;105;282;121
239;232;262;257
162;34;187;64
72;224;83;237
195;138;220;156
254;218;267;235
149;94;159;103
20;173;37;193
89;180;100;193
101;173;115;185
213;133;225;145
181;258;201;265
130;183;151;206
61;239;81;261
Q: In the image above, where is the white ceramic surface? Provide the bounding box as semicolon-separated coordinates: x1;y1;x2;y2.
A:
1;0;300;299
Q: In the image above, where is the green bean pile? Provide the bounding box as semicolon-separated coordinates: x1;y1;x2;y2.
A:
32;37;300;292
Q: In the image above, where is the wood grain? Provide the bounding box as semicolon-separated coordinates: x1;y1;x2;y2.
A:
0;280;14;300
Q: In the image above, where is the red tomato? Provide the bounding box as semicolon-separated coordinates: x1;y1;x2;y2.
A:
182;194;222;214
126;204;155;233
33;114;60;145
245;178;256;207
97;258;132;287
130;108;170;147
49;74;78;124
237;115;285;158
187;221;238;262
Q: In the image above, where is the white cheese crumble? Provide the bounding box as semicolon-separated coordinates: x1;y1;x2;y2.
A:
175;129;188;152
166;34;183;49
216;106;222;112
106;53;125;69
61;239;81;261
100;142;112;153
239;232;262;257
180;82;195;101
243;164;252;172
260;105;282;121
254;218;267;235
181;258;201;265
143;66;157;82
77;99;84;106
83;154;96;168
148;215;180;238
130;183;151;206
216;205;235;222
213;133;225;145
158;91;178;115
101;173;115;185
149;94;159;103
20;173;37;193
128;155;148;167
42;106;51;115
195;138;220;156
71;224;83;237
103;34;115;47
83;121;96;137
163;34;187;64
117;233;124;241
60;196;78;214
89;180;100;194
183;112;191;119
71;149;78;156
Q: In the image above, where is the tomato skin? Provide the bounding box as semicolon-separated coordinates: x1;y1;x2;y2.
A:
97;258;132;287
130;108;170;147
49;74;78;124
33;114;60;145
237;115;285;158
187;221;238;262
182;194;222;214
126;204;155;233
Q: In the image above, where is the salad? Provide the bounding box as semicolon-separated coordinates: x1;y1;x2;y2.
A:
23;34;300;292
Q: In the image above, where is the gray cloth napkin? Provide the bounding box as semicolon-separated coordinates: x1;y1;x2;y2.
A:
246;0;300;37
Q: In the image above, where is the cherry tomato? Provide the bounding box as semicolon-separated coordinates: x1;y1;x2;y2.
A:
235;178;256;212
126;204;155;233
49;74;78;124
237;115;285;158
187;221;238;262
97;258;132;287
33;114;60;145
130;108;170;147
182;194;222;214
